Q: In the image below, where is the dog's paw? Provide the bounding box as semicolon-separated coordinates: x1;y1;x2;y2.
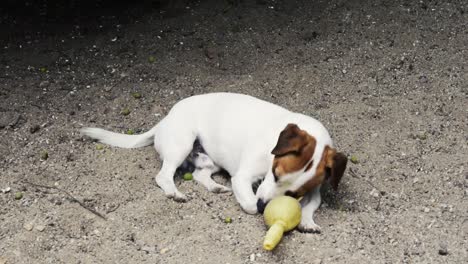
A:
240;201;258;215
298;221;321;233
166;191;188;203
209;185;231;193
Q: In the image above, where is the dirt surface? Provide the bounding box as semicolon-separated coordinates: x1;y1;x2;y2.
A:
1;0;467;263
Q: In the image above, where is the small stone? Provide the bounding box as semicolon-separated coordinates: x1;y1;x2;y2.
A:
1;187;10;193
312;259;322;264
132;92;142;99
39;80;50;88
14;192;23;200
370;189;379;198
23;222;34;231
35;225;45;232
29;124;40;134
438;243;448;255
342;69;347;74
0;256;6;264
40;150;48;160
423;207;430;213
249;253;255;262
160;248;169;254
121;108;130;116
417;133;427;140
419;75;428;83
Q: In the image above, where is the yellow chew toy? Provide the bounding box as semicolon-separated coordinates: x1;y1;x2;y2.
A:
263;196;302;250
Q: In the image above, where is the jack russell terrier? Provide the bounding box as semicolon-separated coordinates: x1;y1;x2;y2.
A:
81;93;347;232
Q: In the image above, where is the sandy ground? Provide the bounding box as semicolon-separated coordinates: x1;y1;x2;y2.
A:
0;0;467;263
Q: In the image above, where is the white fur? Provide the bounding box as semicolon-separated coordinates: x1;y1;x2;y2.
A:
81;93;332;228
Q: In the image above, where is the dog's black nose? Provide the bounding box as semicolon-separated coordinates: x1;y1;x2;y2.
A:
257;199;267;214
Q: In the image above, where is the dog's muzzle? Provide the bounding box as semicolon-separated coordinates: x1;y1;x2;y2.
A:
257;199;268;214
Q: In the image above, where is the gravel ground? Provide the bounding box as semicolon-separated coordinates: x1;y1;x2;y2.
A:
0;0;467;263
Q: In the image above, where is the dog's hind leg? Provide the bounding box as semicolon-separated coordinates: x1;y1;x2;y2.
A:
154;121;196;202
191;153;231;193
193;168;231;193
155;161;188;202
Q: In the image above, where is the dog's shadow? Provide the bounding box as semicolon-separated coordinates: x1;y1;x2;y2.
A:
320;183;358;213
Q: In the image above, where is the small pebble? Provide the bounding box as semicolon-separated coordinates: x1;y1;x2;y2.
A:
438;243;448;255
370;189;379;198
14;192;23;200
40;150;48;160
132;92;142;99
423;207;430;213
419;75;429;83
39;80;50;88
121;108;131;116
35;225;45;232
23;222;34;231
1;187;10;193
0;256;6;264
249;253;255;262
29;124;40;134
160;248;169;254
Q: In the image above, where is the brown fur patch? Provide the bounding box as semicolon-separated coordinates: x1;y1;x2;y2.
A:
293;145;348;197
292;148;329;197
272;124;316;178
325;147;348;190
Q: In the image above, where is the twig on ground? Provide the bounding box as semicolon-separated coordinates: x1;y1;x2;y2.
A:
22;180;107;220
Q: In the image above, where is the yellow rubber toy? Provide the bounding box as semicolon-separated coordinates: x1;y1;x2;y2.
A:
263;196;302;250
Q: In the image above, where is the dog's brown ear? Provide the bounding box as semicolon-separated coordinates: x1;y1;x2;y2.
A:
271;124;308;156
325;147;348;191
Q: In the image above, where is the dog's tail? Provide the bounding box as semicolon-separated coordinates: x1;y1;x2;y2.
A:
80;126;158;149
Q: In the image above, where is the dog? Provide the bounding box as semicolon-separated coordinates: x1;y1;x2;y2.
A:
81;93;347;232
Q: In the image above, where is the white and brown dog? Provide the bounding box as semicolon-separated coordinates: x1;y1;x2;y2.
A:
81;93;347;232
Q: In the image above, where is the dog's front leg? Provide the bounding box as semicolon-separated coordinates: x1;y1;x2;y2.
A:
298;186;322;233
232;173;257;214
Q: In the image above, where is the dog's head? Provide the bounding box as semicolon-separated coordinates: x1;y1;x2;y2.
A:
256;123;347;213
